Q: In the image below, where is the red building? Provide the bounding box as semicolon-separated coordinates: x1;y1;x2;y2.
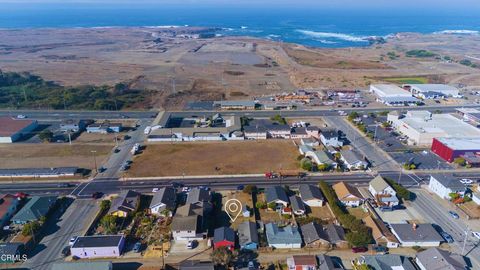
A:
431;137;480;162
213;226;235;250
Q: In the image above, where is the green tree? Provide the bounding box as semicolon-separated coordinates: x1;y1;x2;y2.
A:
22;221;41;236
454;157;466;166
381;121;391;128
267;202;277;210
38;129;53;142
270;114;287;125
300;158;313;171
255;201;267;209
100;215;118;234
317;163;330;172
243;185;257;194
100;200;111;212
210;246;234;266
348;112;359;121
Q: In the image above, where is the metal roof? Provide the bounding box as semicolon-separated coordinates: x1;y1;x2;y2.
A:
0;167;78;177
435;137;480;151
0;117;37;137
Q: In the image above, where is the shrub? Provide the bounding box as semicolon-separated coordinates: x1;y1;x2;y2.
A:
300;158;313;171
256;201;267;209
22;221;42;236
267;202;277;210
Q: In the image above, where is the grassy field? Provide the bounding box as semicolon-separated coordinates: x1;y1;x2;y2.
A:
128;140;299;177
0;144;112;170
382;76;429;84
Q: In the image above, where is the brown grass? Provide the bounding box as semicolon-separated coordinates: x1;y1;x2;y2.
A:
0;144;112;170
282;46;389;69
129;140;299;177
309;206;335;221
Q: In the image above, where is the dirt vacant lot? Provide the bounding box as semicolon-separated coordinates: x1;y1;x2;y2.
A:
129;140;299;177
0;144;112;170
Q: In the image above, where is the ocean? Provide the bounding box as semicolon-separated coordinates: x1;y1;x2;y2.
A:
1;3;479;48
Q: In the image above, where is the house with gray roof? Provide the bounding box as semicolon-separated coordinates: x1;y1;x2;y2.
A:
320;128;343;147
299;184;324;206
306;150;337;168
149;187;176;216
0;243;25;263
289;195;306;216
179;260;215;270
428;174;466;199
11;196;56;225
109;190;139;217
238;221;259;250
265;223;302;249
318;254;343;270
186;187;212;214
71;235;125;259
299;144;314;155
52;261;112;270
369;175;399;207
265;186;289;209
213;226;235;250
324;224;348;249
301;137;319;147
301;222;330;248
171;215;204;240
356;254;416;270
416;247;468;270
390;223;443;247
340;149;368;170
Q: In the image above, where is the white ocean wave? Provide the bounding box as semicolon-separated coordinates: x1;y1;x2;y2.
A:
222;27;234;31
434;29;479;35
143;25;182;29
241;26;248;29
296;30;370;42
315;39;338;44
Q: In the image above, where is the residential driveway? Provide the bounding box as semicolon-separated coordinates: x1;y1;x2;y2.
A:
169;239;209;254
22;199;99;270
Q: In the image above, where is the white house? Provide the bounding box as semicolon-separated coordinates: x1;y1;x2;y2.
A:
149;187;176;216
305;150;336;168
243;126;267;140
340;149;368;170
70;235;125;259
171;215;203;240
332;182;363;207
369;175;399;207
428;174;466;200
298;184;324;207
319;128;343;147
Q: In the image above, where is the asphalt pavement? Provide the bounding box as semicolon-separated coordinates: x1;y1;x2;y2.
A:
22;199;99;270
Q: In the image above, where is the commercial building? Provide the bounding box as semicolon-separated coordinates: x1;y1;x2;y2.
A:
369;84;418;106
0;117;38;143
390;223;443;247
70;235;125;259
431;137;480;162
387;110;480;146
213;100;257;110
404;84;459;99
0;167;79;178
428;174;465;199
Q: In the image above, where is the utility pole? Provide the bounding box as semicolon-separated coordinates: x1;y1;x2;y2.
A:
462;226;470;255
68;132;72;145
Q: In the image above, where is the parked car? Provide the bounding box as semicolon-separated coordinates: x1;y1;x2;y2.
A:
133;242;142;253
172;182;184;188
460;178;473;185
182;187;191;193
61;246;71;257
114;148;121;153
472;231;480;240
248;261;256;270
16;114;27;119
98;166;107;173
374;246;388;254
186;240;196;249
69;236;78;246
152;188;159;193
440;231;454;243
237;185;245;190
448;211;460;219
57;183;70;188
393;205;406;210
380;206;393;212
352;246;368;253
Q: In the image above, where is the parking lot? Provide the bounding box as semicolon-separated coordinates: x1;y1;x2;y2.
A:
390;151;453;170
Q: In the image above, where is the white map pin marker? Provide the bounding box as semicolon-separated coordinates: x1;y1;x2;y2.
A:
224;199;242;222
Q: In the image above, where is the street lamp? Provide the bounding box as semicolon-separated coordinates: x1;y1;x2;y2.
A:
91;150;98;173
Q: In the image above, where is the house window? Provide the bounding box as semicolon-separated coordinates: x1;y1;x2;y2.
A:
187;231;192;233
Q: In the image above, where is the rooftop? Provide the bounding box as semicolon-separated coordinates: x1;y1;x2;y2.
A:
265;223;302;245
370;84;412;97
299;184;324;202
406;84;458;93
289;195;306;212
369;175;391;193
416;247;467;270
390;223;443;243
238;221;259;246
301;222;329;244
12;196;56;223
0;167;78;177
332;182;363;201
72;235;124;248
52;262;113;270
149;187;176;209
435;137;480;150
430;174;465;189
265;186;289;204
171;215;200;231
359;254;416;270
0;117;37;137
213;226;235;243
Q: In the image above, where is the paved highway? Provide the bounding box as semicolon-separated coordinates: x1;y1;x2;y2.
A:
1;103;478;121
0;171;421;197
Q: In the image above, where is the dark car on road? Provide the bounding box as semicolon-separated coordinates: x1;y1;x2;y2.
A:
92;192;103;199
440;231;454;243
61;246;71;257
